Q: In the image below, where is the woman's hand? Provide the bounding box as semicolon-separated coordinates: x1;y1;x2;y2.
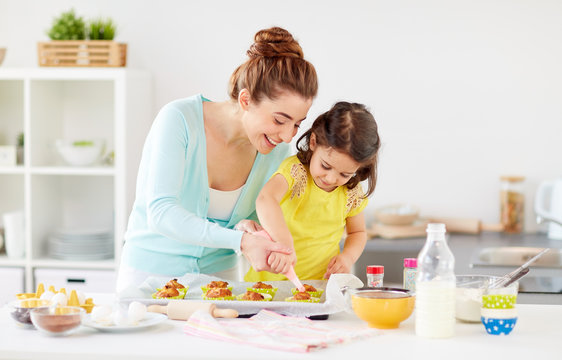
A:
235;220;263;233
323;253;353;279
240;232;292;273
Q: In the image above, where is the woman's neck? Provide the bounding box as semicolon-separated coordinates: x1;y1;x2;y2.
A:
204;100;250;148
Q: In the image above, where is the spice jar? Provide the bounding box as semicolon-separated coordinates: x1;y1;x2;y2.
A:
403;258;418;291
500;176;525;233
366;265;384;287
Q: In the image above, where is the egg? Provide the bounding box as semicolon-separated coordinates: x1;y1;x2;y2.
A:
127;301;147;324
39;291;55;301
91;305;113;324
112;308;128;326
50;292;68;306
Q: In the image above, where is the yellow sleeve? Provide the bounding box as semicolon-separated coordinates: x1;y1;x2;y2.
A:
272;155;300;190
346;184;369;218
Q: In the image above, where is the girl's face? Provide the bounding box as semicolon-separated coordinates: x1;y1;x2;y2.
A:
309;134;361;192
241;90;312;154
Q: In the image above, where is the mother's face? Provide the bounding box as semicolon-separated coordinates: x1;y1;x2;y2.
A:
240;89;313;154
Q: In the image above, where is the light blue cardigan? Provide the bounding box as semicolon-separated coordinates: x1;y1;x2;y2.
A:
121;94;290;275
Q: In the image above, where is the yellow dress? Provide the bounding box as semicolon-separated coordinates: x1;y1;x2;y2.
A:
244;155;368;281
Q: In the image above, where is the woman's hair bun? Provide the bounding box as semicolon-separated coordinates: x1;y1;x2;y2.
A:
247;26;303;59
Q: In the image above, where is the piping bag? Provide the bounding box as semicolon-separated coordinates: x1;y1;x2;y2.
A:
254;230;305;292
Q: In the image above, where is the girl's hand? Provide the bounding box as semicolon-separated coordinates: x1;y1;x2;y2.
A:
267;252;296;275
235;220;263;233
240;232;292;272
323;253;353;279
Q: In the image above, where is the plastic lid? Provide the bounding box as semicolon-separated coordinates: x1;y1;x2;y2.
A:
404;258;417;268
366;265;384;274
426;223;446;232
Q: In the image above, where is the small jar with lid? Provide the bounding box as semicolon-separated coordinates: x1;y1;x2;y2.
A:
500;176;525;233
403;258;418;291
366;265;384;288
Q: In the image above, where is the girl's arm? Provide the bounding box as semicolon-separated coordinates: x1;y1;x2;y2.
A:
323;212;367;279
256;173;293;247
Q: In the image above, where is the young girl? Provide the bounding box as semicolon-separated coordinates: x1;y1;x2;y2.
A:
244;101;380;281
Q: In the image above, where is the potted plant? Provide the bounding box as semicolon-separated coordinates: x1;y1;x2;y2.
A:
16;132;24;165
38;9;126;67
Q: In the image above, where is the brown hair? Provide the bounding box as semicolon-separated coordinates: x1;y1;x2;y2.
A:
296;102;381;197
229;27;318;103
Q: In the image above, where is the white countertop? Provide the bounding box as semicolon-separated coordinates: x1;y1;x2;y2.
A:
1;294;560;360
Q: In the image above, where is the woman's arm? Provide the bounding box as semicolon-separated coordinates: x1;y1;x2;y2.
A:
323;212;367;279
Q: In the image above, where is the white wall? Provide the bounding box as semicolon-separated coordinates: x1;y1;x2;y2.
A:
1;0;561;231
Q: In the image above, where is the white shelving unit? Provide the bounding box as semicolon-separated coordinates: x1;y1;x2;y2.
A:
0;68;152;294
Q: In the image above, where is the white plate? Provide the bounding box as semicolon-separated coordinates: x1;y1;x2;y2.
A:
82;312;167;332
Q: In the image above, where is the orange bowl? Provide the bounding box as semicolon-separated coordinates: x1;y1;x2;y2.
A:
350;287;415;329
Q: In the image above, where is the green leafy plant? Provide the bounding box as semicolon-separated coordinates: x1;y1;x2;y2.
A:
17;133;24;147
88;18;117;40
47;9;86;40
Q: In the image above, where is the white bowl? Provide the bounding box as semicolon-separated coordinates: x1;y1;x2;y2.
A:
375;204;419;225
55;139;105;166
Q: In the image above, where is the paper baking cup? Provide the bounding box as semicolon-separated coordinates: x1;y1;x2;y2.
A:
284;296;321;303
152;287;188;300
201;286;233;293
236;293;273;301
201;294;235;301
291;288;324;298
246;287;278;298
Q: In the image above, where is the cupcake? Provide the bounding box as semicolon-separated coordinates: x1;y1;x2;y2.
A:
285;291;321;303
202;288;234;301
152;279;188;299
290;283;324;298
201;280;233;293
236;291;273;302
246;281;278;298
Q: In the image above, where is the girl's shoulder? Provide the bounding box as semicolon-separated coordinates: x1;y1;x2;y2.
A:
345;184;367;214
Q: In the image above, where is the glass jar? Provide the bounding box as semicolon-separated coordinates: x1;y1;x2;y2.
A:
500;176;525;233
366;265;384;288
403;258;418;291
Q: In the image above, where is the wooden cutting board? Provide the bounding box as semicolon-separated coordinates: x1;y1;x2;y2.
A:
368;217;504;239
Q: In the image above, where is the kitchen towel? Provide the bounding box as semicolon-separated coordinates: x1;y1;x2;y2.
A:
183;309;379;352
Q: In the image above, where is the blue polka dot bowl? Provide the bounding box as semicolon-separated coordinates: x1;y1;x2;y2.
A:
480;308;517;335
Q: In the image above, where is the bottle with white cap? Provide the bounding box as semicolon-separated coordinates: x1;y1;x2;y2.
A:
415;223;456;338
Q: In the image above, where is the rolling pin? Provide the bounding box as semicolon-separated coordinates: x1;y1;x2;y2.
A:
147;300;238;320
427;217;504;234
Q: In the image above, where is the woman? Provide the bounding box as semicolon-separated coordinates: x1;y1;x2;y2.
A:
116;26;318;292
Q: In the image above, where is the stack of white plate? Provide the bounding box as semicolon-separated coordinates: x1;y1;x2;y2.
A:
48;228;114;260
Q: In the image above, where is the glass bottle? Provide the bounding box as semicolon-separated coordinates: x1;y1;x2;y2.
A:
366;265;384;288
500;176;525;233
415;223;456;338
403;258;418;291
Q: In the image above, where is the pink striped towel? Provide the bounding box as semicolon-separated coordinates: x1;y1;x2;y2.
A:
183;309;378;352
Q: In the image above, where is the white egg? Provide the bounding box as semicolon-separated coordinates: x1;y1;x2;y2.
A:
50;292;68;306
76;290;86;305
39;291;55;301
112;309;128;326
91;305;113;324
127;301;147;324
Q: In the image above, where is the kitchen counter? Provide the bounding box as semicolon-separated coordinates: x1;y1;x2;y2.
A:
0;295;560;360
357;232;562;304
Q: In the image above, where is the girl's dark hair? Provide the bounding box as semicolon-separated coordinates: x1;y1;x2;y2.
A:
229;27;318;103
296;102;380;197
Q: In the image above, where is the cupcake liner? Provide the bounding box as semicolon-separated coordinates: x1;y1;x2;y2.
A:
482;294;517;309
152;286;188;300
284;296;321;303
201;294;235;301
201;286;233;293
291;288;324;298
236;293;273;302
246;287;278;298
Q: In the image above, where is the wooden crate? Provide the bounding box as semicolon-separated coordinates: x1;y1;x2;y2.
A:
37;41;127;67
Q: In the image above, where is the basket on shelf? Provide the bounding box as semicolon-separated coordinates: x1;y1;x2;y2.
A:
37;40;127;67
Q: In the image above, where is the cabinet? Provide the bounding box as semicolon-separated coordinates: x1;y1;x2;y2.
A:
0;68;152;294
